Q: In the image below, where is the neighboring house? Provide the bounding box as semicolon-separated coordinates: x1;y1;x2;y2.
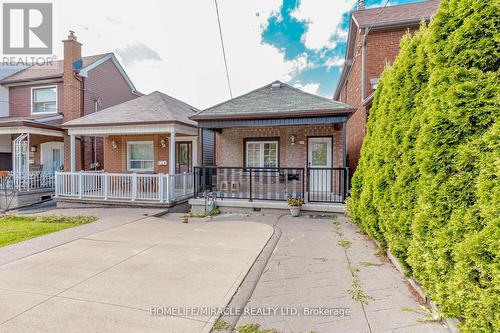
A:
189;80;354;213
0;31;140;209
333;0;440;173
55;91;200;207
0;65;27;170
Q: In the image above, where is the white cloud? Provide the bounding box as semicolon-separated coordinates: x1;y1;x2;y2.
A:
291;0;356;50
294;82;321;94
325;56;344;69
52;0;320;109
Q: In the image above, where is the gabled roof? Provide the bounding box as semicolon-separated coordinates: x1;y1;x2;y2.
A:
192;81;353;120
0;54;108;84
333;0;440;100
63;91;198;128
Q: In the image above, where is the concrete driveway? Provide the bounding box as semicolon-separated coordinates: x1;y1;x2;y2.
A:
0;211;273;333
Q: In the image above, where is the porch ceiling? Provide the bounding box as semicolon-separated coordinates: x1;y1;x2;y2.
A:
66;123;198;136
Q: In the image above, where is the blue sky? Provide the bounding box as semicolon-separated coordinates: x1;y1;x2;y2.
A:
52;0;428;108
260;0;425;97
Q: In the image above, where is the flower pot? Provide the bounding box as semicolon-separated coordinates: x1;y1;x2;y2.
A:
181;216;189;223
289;206;301;217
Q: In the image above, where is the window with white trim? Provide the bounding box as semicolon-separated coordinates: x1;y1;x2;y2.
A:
127;141;154;171
245;140;278;168
32;87;57;113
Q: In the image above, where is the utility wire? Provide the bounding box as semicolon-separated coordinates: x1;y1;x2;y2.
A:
214;0;233;99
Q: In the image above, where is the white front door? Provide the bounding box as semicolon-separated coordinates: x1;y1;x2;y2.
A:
308;137;332;193
41;142;64;172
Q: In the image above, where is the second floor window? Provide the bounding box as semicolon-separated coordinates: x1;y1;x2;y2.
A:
32;87;57;113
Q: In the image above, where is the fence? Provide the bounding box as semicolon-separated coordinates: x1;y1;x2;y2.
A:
307;167;349;203
0;171;55;191
194;166;349;203
194;167;305;201
55;172;193;204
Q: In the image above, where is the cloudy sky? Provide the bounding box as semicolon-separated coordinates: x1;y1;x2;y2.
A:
52;0;423;109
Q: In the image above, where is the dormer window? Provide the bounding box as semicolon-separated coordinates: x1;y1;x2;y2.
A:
32;86;57;114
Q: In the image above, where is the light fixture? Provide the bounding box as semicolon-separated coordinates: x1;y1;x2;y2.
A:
111;140;117;149
289;134;297;146
160;138;167;148
30;145;37;152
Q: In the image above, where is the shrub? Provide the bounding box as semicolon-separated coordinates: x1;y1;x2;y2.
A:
349;0;499;331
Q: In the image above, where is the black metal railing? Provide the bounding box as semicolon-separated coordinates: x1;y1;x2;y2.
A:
307;167;349;203
194;166;305;201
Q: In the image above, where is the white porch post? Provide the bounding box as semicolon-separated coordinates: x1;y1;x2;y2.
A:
70;134;76;172
169;131;176;174
192;137;198;168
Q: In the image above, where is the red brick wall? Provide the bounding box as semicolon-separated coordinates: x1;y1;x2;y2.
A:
103;134;171;173
339;26;418;174
82;59;139;170
215;125;343;168
8;83;63;117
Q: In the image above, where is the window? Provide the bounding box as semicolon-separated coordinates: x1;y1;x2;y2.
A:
32;86;57;114
127;142;154;171
245;140;278;168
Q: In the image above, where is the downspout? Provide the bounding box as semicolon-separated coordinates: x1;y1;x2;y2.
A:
361;28;368;103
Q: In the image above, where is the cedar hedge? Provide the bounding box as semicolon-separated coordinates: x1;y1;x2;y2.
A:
347;0;499;331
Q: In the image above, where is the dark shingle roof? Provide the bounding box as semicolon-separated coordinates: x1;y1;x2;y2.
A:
0;54;109;83
352;0;440;29
192;81;353;120
63;91;198;127
0;65;28;80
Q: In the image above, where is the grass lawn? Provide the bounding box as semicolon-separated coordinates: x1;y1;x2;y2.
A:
0;215;97;248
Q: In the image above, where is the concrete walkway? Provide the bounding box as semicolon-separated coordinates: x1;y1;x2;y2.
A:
213;214;449;333
0;208;165;265
0;210;273;332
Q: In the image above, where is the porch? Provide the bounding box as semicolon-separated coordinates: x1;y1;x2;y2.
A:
0;120;64;209
193;166;349;203
54;171;193;207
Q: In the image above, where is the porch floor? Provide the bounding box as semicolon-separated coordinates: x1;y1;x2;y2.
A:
189;198;345;215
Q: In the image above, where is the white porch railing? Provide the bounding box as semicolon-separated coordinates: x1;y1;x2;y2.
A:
55;172;194;204
0;171;56;191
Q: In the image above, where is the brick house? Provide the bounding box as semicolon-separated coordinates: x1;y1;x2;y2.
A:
333;0;440;173
190;80;354;211
55;91;200;207
0;32;140;208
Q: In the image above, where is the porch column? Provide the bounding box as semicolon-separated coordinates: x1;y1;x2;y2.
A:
342;121;347;168
192;138;198;168
70;134;76;172
169;131;176;174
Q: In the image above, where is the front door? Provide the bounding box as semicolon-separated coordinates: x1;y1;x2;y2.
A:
41;142;64;172
308;137;332;194
176;141;192;173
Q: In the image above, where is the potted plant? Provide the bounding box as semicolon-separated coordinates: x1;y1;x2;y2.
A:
287;197;304;217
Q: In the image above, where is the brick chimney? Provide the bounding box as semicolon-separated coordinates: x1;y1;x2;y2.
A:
62;30;82;122
62;31;83;171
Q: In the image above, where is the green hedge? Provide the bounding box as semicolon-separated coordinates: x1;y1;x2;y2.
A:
347;0;499;331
